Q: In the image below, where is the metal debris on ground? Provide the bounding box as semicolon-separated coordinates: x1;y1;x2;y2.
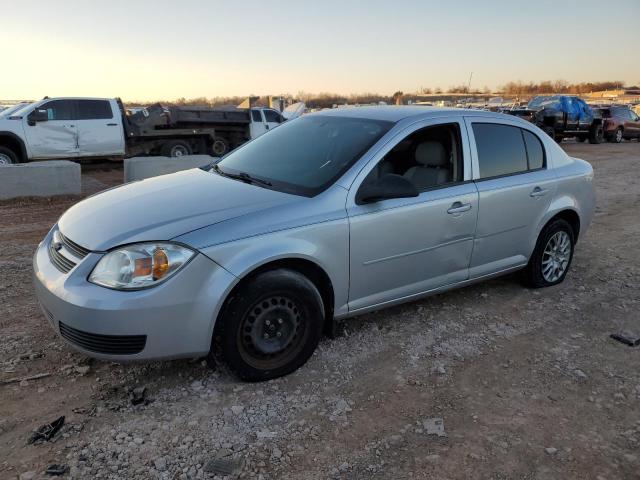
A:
610;334;640;347
45;464;68;476
423;418;446;437
28;416;65;444
1;372;51;386
203;450;240;476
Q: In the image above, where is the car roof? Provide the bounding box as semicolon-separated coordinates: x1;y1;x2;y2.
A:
310;105;527;124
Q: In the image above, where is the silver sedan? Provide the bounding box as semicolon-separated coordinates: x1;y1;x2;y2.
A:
33;107;595;381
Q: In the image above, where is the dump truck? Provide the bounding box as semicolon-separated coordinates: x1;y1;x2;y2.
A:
0;97;304;165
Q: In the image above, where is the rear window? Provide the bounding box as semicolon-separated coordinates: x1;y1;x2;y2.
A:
473;124;545;178
473;124;528;178
77;100;113;120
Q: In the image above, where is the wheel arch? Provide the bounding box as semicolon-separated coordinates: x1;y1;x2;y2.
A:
0;131;27;162
213;256;336;340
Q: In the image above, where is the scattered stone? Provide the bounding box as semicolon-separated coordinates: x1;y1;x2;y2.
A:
46;463;68;476
130;386;148;406
423;418;446;437
574;369;588;379
154;457;167;471
230;405;244;415
75;365;90;375
545;447;558;455
19;472;36;480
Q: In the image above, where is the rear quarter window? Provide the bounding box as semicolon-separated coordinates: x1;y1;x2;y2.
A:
522;130;545;170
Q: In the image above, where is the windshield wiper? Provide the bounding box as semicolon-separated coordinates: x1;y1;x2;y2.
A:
211;164;272;186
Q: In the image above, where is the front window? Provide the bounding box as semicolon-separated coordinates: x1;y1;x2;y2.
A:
214;116;392;196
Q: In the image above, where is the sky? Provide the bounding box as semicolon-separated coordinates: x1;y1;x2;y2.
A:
1;0;638;101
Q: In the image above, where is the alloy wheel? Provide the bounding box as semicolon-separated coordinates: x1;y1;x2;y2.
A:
541;231;571;282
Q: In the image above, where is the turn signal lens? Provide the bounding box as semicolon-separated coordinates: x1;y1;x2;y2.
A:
152;248;169;280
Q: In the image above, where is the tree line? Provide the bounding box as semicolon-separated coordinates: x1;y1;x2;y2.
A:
126;80;636;109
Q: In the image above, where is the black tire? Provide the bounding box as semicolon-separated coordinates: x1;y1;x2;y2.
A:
214;269;325;382
211;137;230;157
160;140;192;157
0;146;18;165
589;124;604;144
523;218;575;288
611;127;623;143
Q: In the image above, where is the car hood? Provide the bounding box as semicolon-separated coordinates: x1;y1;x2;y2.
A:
58;168;298;251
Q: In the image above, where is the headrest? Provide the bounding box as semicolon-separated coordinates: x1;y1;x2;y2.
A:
415;141;447;167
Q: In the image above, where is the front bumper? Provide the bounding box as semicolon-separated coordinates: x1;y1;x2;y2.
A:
33;229;237;361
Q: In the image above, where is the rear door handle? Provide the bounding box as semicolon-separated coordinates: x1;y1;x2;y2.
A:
530;186;549;198
447;201;472;214
107;123;117;126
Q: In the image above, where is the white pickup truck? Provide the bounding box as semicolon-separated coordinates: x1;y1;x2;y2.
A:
0;97;301;165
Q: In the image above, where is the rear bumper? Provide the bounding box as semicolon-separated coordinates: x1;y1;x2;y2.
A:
33;229;237;361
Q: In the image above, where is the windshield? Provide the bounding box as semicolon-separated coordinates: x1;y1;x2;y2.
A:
0;102;31;118
527;96;560;110
215;115;392;196
9;102;36;118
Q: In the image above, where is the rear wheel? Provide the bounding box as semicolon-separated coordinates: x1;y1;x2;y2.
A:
523;218;575;288
612;127;623;143
214;269;324;381
0;146;18;165
160;140;192;157
211;137;230;157
589;124;604;144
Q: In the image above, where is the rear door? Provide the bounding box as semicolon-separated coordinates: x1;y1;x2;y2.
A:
563;97;580;130
23;100;78;158
576;99;593;132
465;118;556;278
76;99;125;156
249;109;268;138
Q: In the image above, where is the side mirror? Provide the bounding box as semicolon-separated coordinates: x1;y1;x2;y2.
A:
356;174;419;205
27;109;48;126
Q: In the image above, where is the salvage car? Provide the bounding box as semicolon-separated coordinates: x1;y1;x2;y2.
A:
33;107;595;381
598;105;640;142
508;95;604;144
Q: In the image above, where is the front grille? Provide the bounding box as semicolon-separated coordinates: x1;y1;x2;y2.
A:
59;322;147;355
48;241;76;273
59;232;90;259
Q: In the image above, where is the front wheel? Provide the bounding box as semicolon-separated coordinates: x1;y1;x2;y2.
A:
0;146;18;165
611;127;623;143
214;269;325;381
523;218;575;288
211;137;230;157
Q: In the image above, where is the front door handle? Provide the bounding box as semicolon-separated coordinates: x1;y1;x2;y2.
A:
447;201;472;214
530;186;549;198
107;123;117;126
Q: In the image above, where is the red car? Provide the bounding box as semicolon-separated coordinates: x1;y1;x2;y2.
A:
599;106;640;143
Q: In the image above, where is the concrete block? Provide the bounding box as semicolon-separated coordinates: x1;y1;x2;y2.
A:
0;161;81;200
124;155;216;182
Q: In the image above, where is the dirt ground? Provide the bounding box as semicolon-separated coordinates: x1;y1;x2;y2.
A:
1;142;639;480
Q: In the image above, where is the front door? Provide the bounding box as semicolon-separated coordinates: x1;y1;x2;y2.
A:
24;99;78;158
249;109;268;138
465;118;556;278
347;119;478;312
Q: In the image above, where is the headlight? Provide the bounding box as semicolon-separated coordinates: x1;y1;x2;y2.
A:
89;243;195;290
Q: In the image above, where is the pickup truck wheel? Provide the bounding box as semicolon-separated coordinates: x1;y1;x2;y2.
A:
214;269;324;382
211;137;229;157
523;218;575;288
589;125;604;144
0;146;18;165
161;140;192;157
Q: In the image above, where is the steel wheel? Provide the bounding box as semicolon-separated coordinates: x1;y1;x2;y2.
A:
237;294;307;370
541;231;572;283
170;144;189;157
211;139;228;156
